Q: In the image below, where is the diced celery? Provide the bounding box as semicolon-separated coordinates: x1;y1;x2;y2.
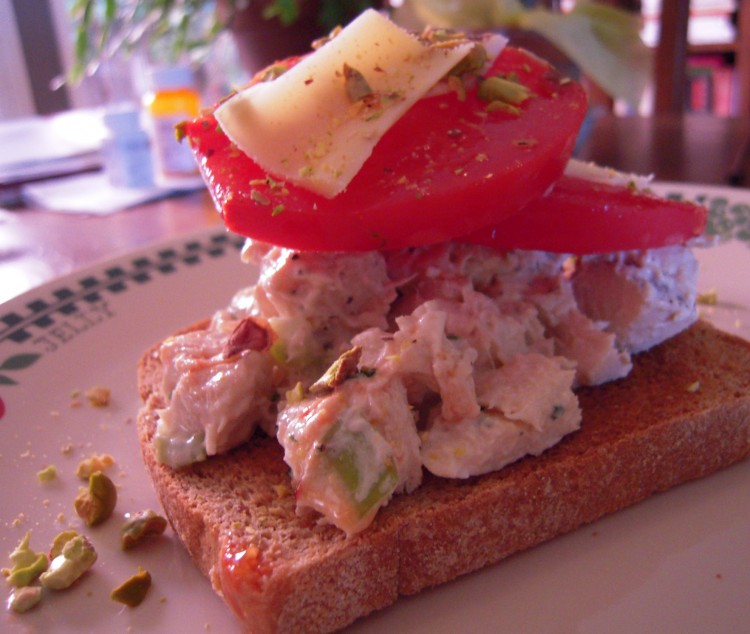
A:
321;420;399;518
154;430;207;468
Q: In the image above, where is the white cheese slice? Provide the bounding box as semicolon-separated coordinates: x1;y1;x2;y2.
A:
564;158;654;192
214;9;478;198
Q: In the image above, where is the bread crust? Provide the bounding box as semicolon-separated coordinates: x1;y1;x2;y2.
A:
136;320;750;633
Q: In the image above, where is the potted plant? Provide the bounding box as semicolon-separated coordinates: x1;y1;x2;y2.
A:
68;0;383;82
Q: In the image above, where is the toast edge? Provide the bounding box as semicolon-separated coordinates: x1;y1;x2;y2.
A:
135;320;750;633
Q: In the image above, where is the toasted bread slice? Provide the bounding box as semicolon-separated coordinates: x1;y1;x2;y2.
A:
136;320;750;634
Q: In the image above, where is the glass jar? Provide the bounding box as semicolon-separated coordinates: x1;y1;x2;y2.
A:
102;106;154;189
143;66;201;182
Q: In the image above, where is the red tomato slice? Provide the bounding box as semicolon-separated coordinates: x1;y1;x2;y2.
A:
184;47;587;251
464;176;708;254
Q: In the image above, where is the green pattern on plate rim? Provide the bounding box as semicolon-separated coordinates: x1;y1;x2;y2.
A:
1;190;748;419
665;190;750;244
0;231;244;420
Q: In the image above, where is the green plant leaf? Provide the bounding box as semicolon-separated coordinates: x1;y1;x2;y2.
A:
411;0;653;108
0;354;42;372
0;375;18;386
262;0;301;26
411;0;520;30
517;2;652;108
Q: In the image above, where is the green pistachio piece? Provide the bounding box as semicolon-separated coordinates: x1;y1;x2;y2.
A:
3;532;49;587
485;100;521;116
120;510;168;550
111;567;152;607
343;64;373;103
448;42;488;77
36;464;58;483
75;453;115;479
260;63;290;82
74;470;117;526
478;76;532;106
49;530;80;559
309;346;362;395
285;382;306;404
40;535;97;590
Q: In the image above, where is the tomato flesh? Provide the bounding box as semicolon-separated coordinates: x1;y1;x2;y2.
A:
464;176;708;254
184;47;587;251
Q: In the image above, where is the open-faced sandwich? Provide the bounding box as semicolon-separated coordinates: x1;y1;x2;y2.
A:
136;9;750;633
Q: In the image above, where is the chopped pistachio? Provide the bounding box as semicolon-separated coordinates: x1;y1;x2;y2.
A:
85;386;111;407
309;346;362;395
447;42;488;78
49;530;79;559
251;189;271;206
120;510;168;550
259;63;289;82
285;382;306;404
478;76;532;106
697;289;718;305
223;317;273;358
7;586;42;613
174;121;188;143
3;532;49;587
485;100;521;116
311;25;342;50
111;567;151;607
343;63;373;103
75;453;115;479
40;535;97;590
74;471;117;527
37;464;58;483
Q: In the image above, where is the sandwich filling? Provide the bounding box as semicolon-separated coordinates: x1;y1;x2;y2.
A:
155;240;698;534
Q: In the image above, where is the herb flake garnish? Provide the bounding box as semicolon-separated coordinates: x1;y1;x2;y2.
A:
343;63;374;103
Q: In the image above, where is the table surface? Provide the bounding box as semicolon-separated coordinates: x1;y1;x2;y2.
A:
2;112;749;306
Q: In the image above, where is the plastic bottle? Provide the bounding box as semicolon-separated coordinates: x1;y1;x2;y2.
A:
143;66;201;183
102;106;155;189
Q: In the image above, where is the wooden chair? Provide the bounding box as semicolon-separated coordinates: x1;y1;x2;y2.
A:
654;0;750;115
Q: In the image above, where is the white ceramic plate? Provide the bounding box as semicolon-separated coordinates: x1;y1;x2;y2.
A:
1;184;749;633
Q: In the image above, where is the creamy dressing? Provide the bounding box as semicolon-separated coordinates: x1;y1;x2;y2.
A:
154;241;698;532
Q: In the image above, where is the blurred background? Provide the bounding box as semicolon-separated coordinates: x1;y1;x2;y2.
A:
1;0;746;121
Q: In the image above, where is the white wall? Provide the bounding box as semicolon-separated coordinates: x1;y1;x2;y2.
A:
48;0;105;110
0;0;105;120
0;0;35;119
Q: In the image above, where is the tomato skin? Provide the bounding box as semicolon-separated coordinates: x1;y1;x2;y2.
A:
464;176;708;254
185;47;587;252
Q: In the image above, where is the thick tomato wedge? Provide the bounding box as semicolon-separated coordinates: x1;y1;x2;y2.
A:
464;176;708;254
184;47;587;251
